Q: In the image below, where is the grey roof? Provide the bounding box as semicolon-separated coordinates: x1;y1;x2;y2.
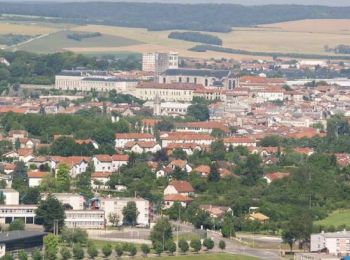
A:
0;231;46;243
316;231;350;238
163;68;231;78
58;70;109;77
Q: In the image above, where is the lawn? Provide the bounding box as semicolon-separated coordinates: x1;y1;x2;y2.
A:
11;30;142;53
146;254;257;260
314;209;350;228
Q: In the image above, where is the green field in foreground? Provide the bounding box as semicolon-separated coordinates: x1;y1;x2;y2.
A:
11;30;142;53
146;254;257;260
315;209;350;227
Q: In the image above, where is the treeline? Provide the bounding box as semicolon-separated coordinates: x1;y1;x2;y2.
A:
168;31;222;45
67;32;102;41
1;2;350;32
189;44;350;60
325;44;350;54
0;34;32;46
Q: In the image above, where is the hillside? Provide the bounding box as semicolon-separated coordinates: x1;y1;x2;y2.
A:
1;2;350;32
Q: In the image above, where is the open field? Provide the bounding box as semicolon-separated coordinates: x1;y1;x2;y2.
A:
314;209;350;228
1;19;350;60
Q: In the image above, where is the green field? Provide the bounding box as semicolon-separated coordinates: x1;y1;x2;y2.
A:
146;254;257;260
315;209;350;227
10;30;142;53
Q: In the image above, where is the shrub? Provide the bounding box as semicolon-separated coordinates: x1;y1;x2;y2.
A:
178;239;189;254
87;242;98;259
102;244;112;258
166;240;176;255
154;241;163;256
128;244;137;257
73;244;84;260
140;244;150;256
115;244;123;258
190;239;202;253
18;250;27;260
60;247;71;260
203;238;214;251
8;219;24;231
32;249;42;260
219;240;226;250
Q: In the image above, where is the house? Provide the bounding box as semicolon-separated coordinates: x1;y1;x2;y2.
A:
193;165;210;177
17;138;36;149
91;172;112;190
0;174;11;188
2;164;15;175
50;156;91;177
168;160;192;173
175;121;229;134
4;149;34;163
156;166;173;178
335;153;350;168
28;156;52;171
160;132;214;148
92;154;129;173
27;171;50;187
164;180;194;196
263;172;290;184
124;141;161;154
248;212;269;223
199;205;232;218
223;137;256;148
8;130;28;141
115;133;155;149
166;143;204;156
293;147;314;156
75;139;99;149
163;194;193;209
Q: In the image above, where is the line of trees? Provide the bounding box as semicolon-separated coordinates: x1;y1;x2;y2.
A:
168;31;222;46
67;32;102;41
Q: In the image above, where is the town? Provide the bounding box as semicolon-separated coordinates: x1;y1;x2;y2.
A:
1;13;350;260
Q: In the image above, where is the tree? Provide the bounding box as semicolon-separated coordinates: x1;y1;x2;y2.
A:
140;244;150;256
87;243;98;259
1;253;13;260
150;218;173;247
128;244;137;257
122;201;139;226
115;244;123;258
8;219;24;231
44;233;59;260
219;240;226;251
35;195;65;232
172;166;187;181
154;242;163;256
56;164;70;192
32;249;42;260
221;215;235;238
61;228;88;245
210;140;225;161
190;239;202;253
172;148;187;160
73;244;84;260
60;247;71;260
22;187;40;204
203;238;214;251
102;244;112;258
187;104;209;121
282;229;296;252
15;138;21;150
178;239;189;254
166;240;176;255
108;212;120;227
208;163;220;182
18;250;28;260
241;153;263;185
12;161;28;191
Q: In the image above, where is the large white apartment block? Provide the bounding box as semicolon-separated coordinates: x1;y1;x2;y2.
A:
92;154;129;172
99;197;150;226
142;52;178;74
160;132;214;148
49;193;85;210
0;189;19;205
55;70;138;93
311;231;350;256
0;205;37;224
115;133;155;149
65;210;105;229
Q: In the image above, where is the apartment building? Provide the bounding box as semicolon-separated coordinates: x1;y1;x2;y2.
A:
0;189;19;205
160;132;214;148
65;210;105;229
115;133;155;149
142;52;178;74
311;231;350;256
49;193;85;210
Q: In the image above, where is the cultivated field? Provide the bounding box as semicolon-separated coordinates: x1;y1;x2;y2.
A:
1;19;350;60
314;209;350;228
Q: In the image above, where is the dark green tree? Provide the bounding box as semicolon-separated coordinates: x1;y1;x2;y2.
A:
150;218;173;247
122;201;139;226
190;239;202;253
140;244;150;257
187;104;209;121
178;239;189;254
35;195;65;232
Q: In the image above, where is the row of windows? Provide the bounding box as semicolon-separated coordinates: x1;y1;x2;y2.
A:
66;214;104;219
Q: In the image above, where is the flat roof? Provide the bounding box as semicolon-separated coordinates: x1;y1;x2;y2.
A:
0;231;46;243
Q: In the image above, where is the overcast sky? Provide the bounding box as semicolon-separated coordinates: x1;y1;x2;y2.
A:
11;0;350;6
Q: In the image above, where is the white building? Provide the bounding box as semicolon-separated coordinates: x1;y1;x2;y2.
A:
160;132;214;148
115;133;155;149
92;154;129;173
99;197;150;226
0;205;37;224
142;52;178;74
0;189;19;205
28;171;50;187
311;231;350;255
65;210;105;229
49;193;85;210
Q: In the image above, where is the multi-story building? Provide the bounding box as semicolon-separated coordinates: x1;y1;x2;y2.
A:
0;189;19;205
99;197;150;226
115;133;155;149
49;193;85;210
159;68;237;89
311;231;350;256
142;52;178;74
65;210;105;229
92;154;129;172
0;205;37;224
160;132;214;148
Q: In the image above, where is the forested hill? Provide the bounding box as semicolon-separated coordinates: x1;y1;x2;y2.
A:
1;2;350;32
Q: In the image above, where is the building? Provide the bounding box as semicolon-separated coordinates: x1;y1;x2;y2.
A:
28;171;50;187
115;133;155;149
65;210;105;229
55;70;138;93
311;231;350;256
160;68;237;89
142;52;178;75
91;172;112;190
294;252;339;260
151;97;191;117
92;154;129;172
99;197;150;226
49;193;85;210
0;231;46;257
223;136;257;147
0;205;37;224
164;180;194;196
0;189;19;205
160;132;214;148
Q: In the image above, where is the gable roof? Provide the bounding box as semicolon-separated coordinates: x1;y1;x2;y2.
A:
115;133;154;139
27;171;50;178
164;194;193;202
168;180;194;193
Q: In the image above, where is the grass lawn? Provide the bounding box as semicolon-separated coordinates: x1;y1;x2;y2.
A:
146;254;257;260
314;209;350;228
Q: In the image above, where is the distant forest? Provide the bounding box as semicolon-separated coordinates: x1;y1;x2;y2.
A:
1;2;350;32
168;31;222;45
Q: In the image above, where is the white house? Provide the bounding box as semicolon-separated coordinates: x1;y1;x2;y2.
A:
115;133;155;149
223;136;257;147
27;171;50;187
50;156;90;177
91;172;112;190
0;205;37;224
124;141;161;154
164;180;194;196
160;132;214;148
92;154;129;173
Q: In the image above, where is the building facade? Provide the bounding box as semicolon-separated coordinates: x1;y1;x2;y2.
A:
142;52;178;74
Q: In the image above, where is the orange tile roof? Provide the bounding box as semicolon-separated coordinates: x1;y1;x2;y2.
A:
164;194;193;202
27;171;50;178
125;141;158;149
169;180;194;193
17;148;33;157
161;132;214;141
115;133;154;139
91;172;113;178
194;165;210;175
224;136;256;144
264;172;290;182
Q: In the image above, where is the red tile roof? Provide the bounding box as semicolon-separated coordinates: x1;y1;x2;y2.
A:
169;180;194;193
91;172;113;178
264;172;290;182
164;194;193;202
115;133;154;139
224;137;256;144
161;132;214;141
27;171;50;178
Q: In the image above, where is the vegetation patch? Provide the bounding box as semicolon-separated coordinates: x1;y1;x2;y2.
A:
315;209;350;229
168;31;222;46
0;34;32;46
67;32;102;41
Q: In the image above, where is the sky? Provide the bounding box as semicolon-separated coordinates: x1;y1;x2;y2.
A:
12;0;350;6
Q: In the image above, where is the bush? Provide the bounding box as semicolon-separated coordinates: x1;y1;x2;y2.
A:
203;238;214;251
102;244;112;258
8;219;24;231
61;228;88;245
1;253;13;260
87;242;98;259
128;244;137;257
140;244;150;256
73;244;84;260
115;244;123;257
32;249;42;260
154;241;163;256
18;250;27;260
166;240;176;255
190;239;202;253
60;247;71;260
178;239;189;254
219;240;226;250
